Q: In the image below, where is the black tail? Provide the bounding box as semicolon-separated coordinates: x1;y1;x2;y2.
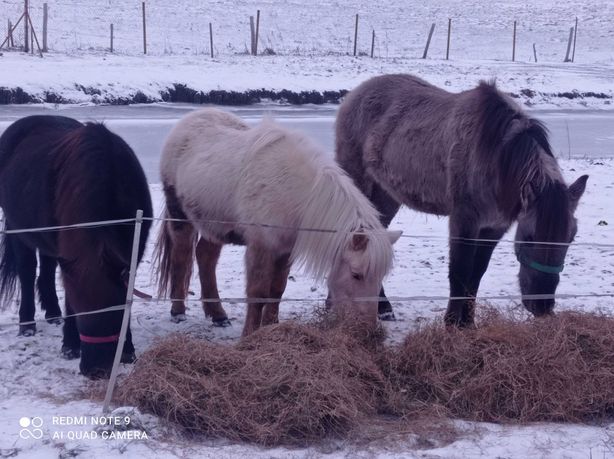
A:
0;229;18;308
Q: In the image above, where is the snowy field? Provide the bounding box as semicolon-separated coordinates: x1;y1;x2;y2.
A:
1;0;614;457
1;0;613;107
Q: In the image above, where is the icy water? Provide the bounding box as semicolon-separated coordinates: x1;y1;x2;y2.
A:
0;104;612;182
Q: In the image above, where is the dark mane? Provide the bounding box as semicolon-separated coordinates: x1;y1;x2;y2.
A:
534;181;571;248
473;80;554;217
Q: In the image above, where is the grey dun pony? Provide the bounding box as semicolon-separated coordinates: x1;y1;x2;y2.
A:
336;74;588;326
155;108;401;336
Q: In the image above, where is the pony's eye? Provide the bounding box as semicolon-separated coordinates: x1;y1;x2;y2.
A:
351;272;364;281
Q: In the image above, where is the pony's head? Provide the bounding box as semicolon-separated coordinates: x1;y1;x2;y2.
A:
514;175;588;316
327;230;402;325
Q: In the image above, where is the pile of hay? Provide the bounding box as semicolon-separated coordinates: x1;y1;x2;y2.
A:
119;322;387;445
384;311;614;422
120;310;614;445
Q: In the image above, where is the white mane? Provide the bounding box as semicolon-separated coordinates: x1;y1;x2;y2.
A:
290;152;394;282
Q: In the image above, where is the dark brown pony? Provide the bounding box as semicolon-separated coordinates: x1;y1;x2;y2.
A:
0;115;152;377
336;74;588;326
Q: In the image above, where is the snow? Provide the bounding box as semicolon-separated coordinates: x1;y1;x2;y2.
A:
1;0;614;456
0;0;613;107
0;158;613;458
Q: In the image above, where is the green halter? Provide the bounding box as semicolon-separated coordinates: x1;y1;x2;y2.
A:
516;247;565;274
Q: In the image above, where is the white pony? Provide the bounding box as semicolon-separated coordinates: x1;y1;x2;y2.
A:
155;108;401;336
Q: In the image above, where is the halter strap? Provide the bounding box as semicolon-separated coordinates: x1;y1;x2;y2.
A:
516;249;564;274
80;334;120;344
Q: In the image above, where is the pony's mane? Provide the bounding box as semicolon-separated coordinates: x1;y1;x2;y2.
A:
290;154;394;282
473;80;560;217
534;181;572;247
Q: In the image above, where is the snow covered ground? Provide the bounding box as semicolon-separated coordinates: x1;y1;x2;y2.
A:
1;0;613;107
0;158;613;458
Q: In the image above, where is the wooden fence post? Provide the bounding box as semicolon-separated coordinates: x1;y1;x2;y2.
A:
142;2;147;54
512;20;516;61
42;3;48;52
370;29;375;58
353;13;358;56
249;15;255;54
533;43;538;62
24;0;29;53
422;23;435;59
8;20;13;47
209;22;213;58
564;26;573;62
572;17;578;62
255;10;260;55
110;23;114;52
446;18;451;59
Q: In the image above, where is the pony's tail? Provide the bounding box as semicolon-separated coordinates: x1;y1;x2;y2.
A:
152;206;173;298
0;231;18;310
152;206;196;299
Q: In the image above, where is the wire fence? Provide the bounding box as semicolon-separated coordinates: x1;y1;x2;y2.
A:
0;213;612;330
2;0;612;62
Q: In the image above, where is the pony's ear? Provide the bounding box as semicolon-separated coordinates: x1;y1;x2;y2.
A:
388;230;402;245
351;233;369;252
569;175;588;206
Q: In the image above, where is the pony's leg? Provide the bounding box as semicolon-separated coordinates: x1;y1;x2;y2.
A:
261;254;291;326
61;298;80;359
369;183;402;320
195;237;230;326
445;214;480;327
13;241;38;336
462;227;507;323
242;244;275;336
37;254;62;324
168;221;196;322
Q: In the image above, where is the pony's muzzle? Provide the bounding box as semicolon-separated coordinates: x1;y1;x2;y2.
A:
79;339;119;379
523;298;555;317
330;297;378;328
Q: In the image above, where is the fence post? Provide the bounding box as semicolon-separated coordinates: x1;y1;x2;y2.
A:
370;29;375;58
572;17;578;62
142;2;147;54
446;18;451;59
8;20;13;47
24;0;29;53
533;43;538;62
255;10;260;56
110;23;114;52
42;3;48;52
353;13;359;56
209;22;213;58
512;20;516;61
249;15;255;55
102;209;144;414
564;26;573;62
422;23;435;59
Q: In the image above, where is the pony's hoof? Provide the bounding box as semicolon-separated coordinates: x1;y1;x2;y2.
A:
212;317;232;327
378;311;396;321
171;313;187;323
61;346;80;360
121;352;137;364
18;325;36;337
46;317;63;325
